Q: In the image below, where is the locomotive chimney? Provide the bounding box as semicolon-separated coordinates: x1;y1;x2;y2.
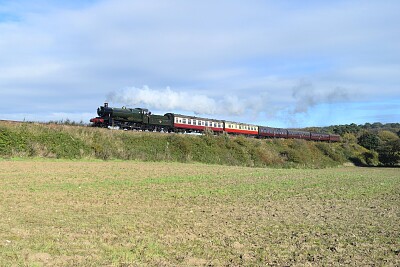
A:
104;102;108;108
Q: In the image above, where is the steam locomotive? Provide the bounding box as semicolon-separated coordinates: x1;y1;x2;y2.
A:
90;103;340;142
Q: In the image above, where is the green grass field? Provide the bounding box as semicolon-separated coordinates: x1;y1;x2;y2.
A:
0;160;399;266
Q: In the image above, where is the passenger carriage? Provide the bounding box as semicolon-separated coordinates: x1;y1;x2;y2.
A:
168;113;224;133
224;121;258;136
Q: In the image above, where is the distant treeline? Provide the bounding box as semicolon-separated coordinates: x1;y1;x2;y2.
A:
306;122;400;166
305;122;400;136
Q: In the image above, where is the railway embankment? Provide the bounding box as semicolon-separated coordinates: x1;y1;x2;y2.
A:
0;121;372;168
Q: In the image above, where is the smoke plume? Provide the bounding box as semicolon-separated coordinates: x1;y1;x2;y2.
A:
291;80;349;114
106;86;251;116
106;83;349;121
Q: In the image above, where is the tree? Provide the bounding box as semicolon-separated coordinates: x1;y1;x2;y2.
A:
363;123;372;129
342;133;357;144
371;122;383;129
358;132;380;150
378;139;400;166
378;130;399;143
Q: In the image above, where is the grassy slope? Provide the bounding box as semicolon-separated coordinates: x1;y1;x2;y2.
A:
0;121;371;168
0;161;398;266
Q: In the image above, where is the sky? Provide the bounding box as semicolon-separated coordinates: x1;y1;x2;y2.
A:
0;0;399;128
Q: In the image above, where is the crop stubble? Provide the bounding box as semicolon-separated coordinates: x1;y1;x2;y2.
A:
0;160;399;266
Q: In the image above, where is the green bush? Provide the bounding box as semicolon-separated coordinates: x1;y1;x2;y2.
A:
378;139;400;166
358;132;381;150
362;151;380;166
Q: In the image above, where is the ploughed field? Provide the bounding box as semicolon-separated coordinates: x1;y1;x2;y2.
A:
0;160;399;266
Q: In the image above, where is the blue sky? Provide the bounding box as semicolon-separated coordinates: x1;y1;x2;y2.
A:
0;0;399;128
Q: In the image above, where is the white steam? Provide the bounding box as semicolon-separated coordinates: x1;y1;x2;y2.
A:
291;80;349;114
106;86;250;115
106;83;350;119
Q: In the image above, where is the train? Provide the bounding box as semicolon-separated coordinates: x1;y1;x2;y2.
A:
90;103;340;142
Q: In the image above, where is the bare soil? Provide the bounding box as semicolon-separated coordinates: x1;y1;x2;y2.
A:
0;160;399;266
